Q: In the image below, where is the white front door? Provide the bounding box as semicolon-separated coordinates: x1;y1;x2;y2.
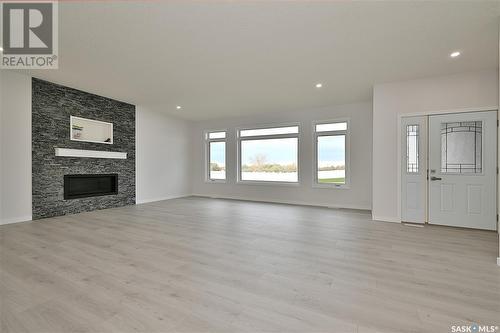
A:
401;116;427;223
428;111;497;230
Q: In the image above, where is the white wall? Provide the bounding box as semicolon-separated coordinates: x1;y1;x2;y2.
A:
0;71;32;224
136;105;192;204
191;102;373;210
372;69;499;222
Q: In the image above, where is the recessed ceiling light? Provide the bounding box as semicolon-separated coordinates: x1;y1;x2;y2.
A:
315;83;323;88
450;51;461;58
176;105;182;110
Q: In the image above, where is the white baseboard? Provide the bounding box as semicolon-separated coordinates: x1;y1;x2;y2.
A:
372;215;401;223
192;193;371;211
136;194;190;205
0;215;32;226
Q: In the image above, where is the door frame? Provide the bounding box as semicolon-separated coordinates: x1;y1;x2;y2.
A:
397;106;499;228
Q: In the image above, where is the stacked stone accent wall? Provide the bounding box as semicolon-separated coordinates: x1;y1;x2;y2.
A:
32;78;135;219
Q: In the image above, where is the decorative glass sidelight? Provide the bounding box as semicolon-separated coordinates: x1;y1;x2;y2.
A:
406;124;419;173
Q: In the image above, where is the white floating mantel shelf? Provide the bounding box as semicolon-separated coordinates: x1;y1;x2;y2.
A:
55;148;127;159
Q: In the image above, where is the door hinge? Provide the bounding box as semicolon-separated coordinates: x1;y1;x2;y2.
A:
497;166;499;174
497;119;499;127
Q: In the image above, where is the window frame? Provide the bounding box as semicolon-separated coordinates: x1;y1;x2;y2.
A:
312;119;351;189
205;129;227;183
236;123;301;186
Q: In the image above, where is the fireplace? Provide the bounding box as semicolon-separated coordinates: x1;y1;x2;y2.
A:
64;174;118;200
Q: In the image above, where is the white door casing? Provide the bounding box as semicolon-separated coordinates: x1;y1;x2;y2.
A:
401;116;427;223
428;111;497;230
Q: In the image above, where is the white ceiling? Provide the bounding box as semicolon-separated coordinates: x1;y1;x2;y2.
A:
27;1;500;121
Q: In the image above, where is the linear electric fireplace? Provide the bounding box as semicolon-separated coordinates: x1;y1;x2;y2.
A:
64;174;118;200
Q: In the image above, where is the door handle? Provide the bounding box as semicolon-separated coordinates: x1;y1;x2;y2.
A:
430;176;442;181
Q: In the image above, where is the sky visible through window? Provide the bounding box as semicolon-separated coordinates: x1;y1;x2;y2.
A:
210;142;225;167
241;138;297;165
210;138;345;167
317;135;346;184
317;135;345;167
210;142;226;180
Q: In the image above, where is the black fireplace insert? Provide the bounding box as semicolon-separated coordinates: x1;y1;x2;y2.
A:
64;174;118;200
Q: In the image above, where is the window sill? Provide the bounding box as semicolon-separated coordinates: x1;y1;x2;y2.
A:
237;180;300;187
312;183;350;190
205;179;227;184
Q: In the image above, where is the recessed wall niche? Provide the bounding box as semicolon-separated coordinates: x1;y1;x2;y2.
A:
32;78;136;219
70;116;114;144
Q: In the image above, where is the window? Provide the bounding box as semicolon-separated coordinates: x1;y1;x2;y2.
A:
406;125;419;173
208;131;226;140
240;126;299;137
314;121;349;187
206;131;226;181
238;125;299;183
441;121;482;174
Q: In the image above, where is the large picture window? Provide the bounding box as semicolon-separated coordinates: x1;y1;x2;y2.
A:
238;125;299;183
314;120;349;188
206;131;226;181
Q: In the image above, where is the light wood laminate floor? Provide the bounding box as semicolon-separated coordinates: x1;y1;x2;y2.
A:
1;196;499;333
